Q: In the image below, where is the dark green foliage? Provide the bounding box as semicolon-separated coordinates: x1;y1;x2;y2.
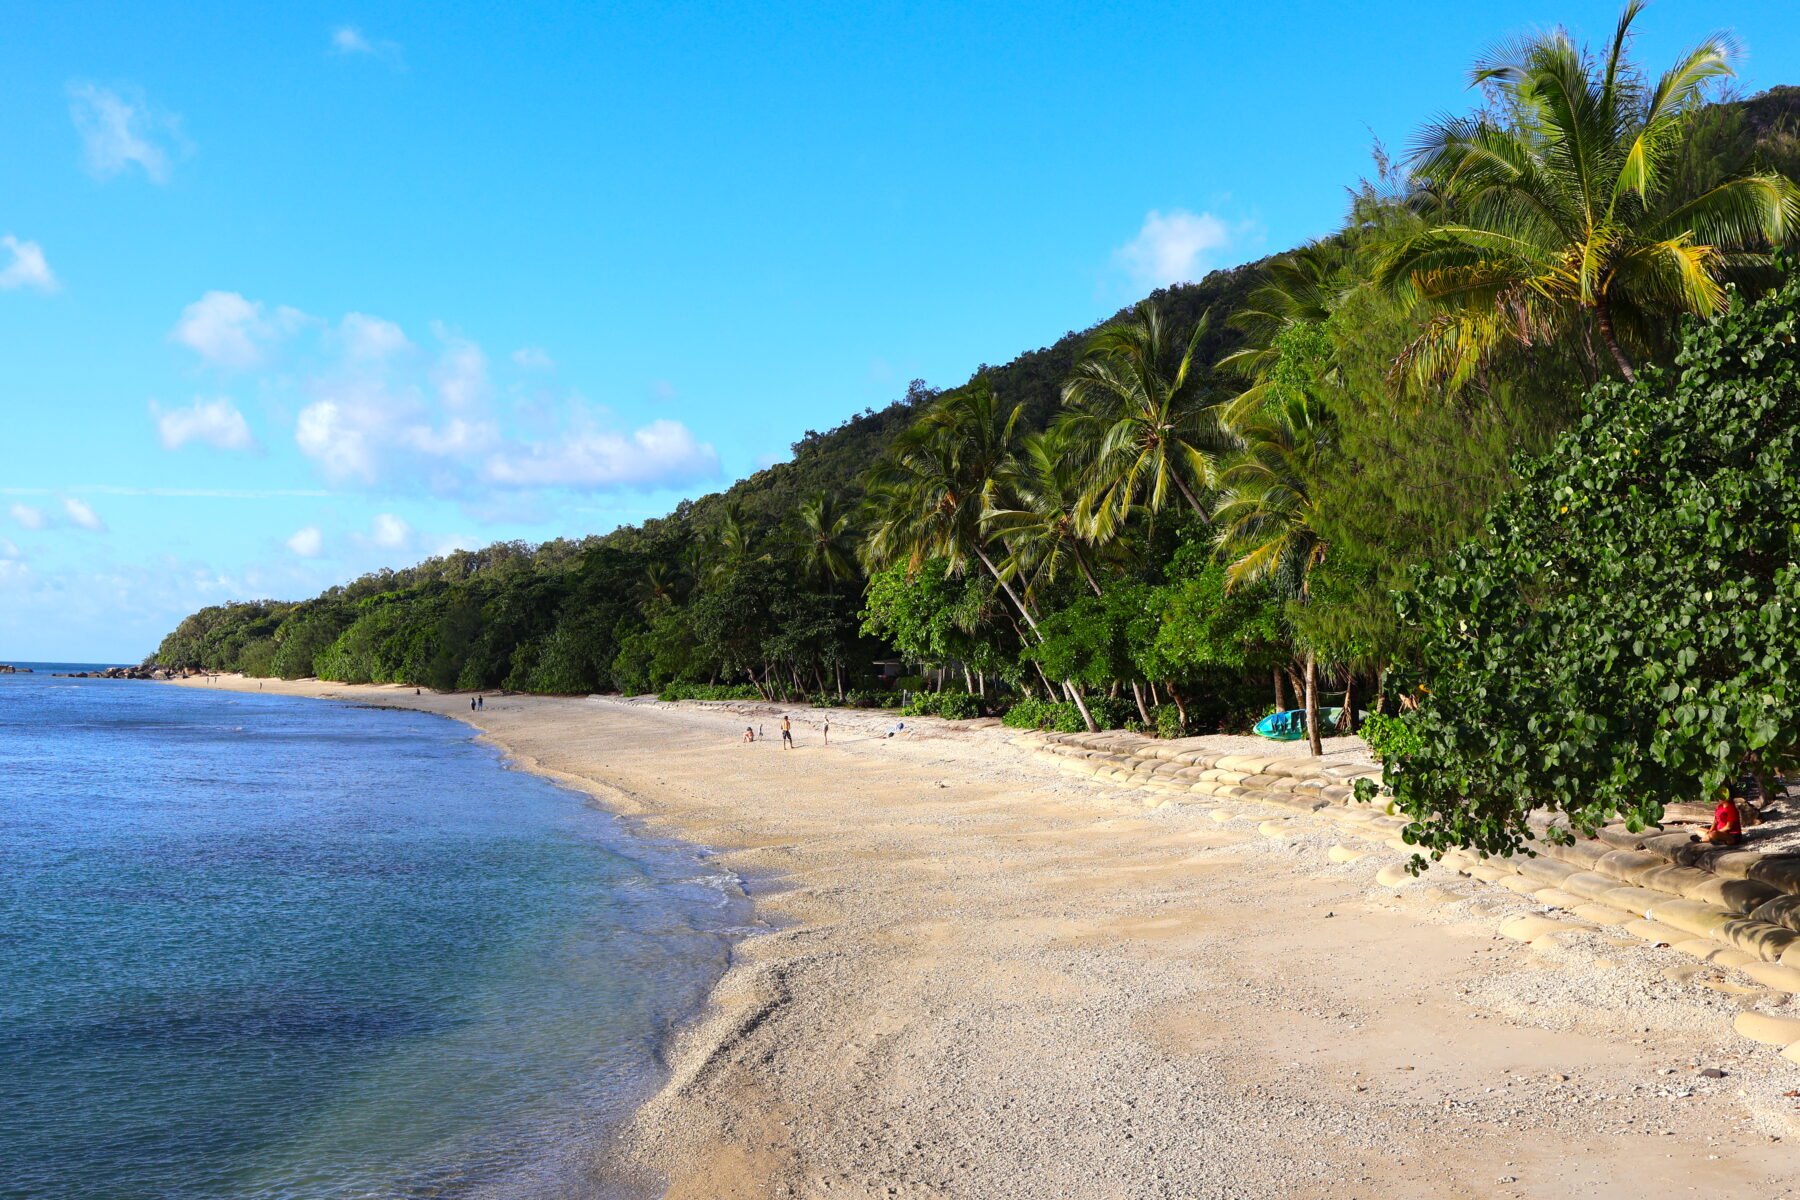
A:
270;602;354;679
657;682;764;702
1357;712;1420;765
1000;697;1086;733
1373;275;1800;858
861;562;1016;681
1025;587;1155;691
901;690;982;719
153;601;293;671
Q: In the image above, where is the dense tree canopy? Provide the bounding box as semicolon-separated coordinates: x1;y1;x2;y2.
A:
1374;272;1800;857
156;13;1800;853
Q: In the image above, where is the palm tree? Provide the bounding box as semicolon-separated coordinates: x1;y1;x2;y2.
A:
863;380;1023;592
635;560;685;613
983;425;1108;604
864;380;1098;730
1060;303;1230;539
1217;243;1349;421
1379;2;1800;383
983;425;1178;724
793;491;857;589
1215;392;1332;754
707;502;758;584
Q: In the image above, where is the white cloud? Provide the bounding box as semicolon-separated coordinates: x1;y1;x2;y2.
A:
11;503;46;530
1113;209;1236;289
62;497;105;531
160;291;716;497
511;346;554;371
332;26;374;54
293;384;500;487
484;418;720;490
294;327;501;486
370;512;411;548
171;291;308;369
339;312;411;360
431;328;487;410
330;25;402;65
287;526;324;557
0;236;56;291
67;81;181;183
151;396;257;452
0;537;18;558
649;378;677;401
295;398;378;484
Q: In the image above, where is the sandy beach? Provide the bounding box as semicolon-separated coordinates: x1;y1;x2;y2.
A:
171;676;1800;1198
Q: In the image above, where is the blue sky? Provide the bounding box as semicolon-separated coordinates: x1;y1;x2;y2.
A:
3;2;1797;661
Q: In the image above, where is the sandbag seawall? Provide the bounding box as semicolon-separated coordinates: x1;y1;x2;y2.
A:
1014;728;1381;812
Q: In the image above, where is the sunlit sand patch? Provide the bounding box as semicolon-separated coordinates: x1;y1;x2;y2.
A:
1045;909;1217;951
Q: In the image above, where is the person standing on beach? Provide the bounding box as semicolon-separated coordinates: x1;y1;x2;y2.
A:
781;715;793;749
470;698;476;711
823;715;830;746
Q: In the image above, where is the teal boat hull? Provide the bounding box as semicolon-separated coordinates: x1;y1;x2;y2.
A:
1253;708;1342;741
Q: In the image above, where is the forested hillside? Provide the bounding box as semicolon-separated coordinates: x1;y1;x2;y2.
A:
152;265;1258;693
156;26;1800;793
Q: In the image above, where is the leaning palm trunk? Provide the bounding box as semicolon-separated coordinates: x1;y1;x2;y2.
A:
1166;683;1188;732
1131;681;1151;726
1303;652;1322;757
1171;473;1212;525
1062;682;1098;731
971;543;1097;732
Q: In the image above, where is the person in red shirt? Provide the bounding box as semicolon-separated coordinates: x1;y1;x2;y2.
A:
1699;791;1744;846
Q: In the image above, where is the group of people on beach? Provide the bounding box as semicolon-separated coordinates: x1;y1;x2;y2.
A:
740;715;915;747
742;714;813;747
468;695;484;711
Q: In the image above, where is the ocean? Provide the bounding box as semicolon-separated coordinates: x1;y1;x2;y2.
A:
0;666;748;1199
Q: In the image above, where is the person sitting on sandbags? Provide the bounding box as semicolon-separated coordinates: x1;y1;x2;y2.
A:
1694;788;1744;847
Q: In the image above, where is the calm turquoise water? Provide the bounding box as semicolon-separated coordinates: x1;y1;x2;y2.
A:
0;667;748;1200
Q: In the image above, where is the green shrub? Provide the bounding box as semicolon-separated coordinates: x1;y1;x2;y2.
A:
894;674;929;692
1000;697;1084;732
1084;696;1133;730
1154;704;1188;740
658;682;764;702
237;637;278;679
1377;273;1800;857
935;691;980;719
1358;712;1419;764
901;690;982;719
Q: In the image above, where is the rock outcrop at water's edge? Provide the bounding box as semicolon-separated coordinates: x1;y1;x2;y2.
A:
51;665;173;680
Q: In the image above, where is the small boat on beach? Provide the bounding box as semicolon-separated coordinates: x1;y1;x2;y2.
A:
1253;708;1343;741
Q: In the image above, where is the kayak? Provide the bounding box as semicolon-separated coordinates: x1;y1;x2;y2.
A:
1253;708;1342;741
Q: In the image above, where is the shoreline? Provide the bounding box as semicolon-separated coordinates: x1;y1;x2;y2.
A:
170;675;1800;1199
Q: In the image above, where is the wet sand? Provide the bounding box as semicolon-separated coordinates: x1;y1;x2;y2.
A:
170;676;1800;1199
